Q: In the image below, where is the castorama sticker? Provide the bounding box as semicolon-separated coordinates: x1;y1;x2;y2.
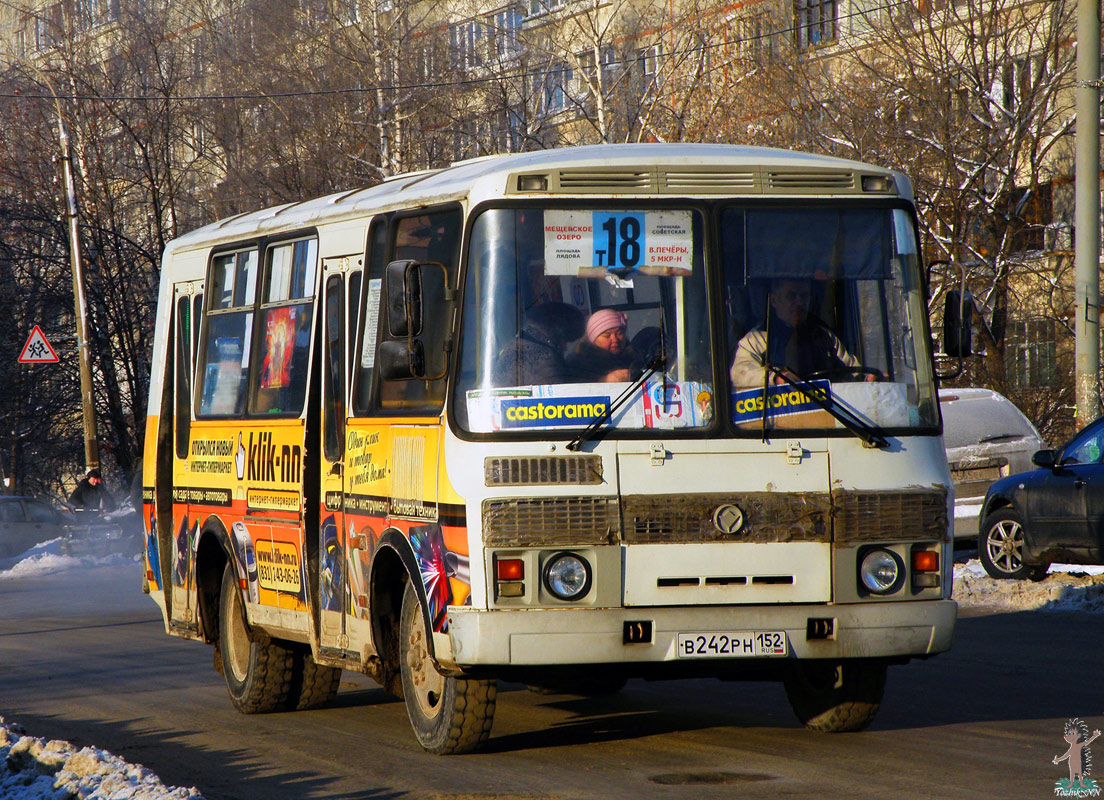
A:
499;396;611;428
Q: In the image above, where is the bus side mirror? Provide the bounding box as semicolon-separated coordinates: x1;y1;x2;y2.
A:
943;290;973;357
386;259;422;337
378;339;426;380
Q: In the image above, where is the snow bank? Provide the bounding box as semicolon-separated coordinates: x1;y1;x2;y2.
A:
0;515;197;799
953;559;1104;613
0;717;203;800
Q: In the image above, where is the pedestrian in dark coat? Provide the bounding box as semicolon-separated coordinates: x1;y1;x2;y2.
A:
68;469;116;511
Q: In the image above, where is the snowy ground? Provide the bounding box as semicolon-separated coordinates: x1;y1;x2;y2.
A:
953;552;1104;613
2;517;1103;799
1;513;204;800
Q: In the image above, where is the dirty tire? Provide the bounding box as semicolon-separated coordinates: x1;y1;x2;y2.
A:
288;654;342;711
219;562;295;714
399;582;496;754
783;659;887;732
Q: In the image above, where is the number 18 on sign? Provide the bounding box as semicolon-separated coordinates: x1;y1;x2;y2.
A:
18;326;59;364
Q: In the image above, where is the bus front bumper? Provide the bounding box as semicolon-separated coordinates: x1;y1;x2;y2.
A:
442;600;956;668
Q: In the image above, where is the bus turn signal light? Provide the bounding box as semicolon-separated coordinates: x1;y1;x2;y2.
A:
912;551;939;572
496;559;524;581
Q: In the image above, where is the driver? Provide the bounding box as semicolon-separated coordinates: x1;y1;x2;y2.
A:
730;278;874;389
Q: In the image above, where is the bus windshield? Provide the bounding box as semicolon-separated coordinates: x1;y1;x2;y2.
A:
453;203;939;437
720;205;938;434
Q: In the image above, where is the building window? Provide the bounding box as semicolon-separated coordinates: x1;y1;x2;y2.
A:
451;20;484;70
636;43;662;87
524;0;565;19
14;28;26;56
738;12;774;58
1005;318;1056;390
492;5;523;60
537;61;574;114
794;0;837;50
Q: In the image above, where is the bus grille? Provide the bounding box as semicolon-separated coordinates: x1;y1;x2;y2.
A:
484;455;603;486
767;170;855;190
482;497;619;547
661;170;757;192
621;493;831;544
558;170;657;191
833;489;947;543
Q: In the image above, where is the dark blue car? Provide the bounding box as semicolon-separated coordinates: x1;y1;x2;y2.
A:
979;417;1104;580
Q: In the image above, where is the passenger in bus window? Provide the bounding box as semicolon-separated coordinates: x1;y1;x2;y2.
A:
494;302;585;387
567;309;644;384
730;278;874;389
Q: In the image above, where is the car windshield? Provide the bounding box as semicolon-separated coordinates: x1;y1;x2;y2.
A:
940;393;1041;450
454;206;713;434
720;205;939;434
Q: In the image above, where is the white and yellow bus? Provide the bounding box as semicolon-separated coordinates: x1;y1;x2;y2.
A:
142;143;958;754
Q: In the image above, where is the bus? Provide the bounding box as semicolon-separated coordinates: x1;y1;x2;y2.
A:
142;143;958;754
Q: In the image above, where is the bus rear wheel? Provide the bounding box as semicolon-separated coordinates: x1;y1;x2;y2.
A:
219;563;295;714
783;658;886;732
399;581;496;754
289;653;342;710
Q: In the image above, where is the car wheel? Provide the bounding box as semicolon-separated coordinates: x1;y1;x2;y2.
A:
399;581;496;754
979;509;1041;580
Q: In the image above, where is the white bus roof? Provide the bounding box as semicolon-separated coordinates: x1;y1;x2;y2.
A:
165;143;909;257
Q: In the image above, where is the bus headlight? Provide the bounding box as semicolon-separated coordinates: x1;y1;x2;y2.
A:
543;552;592;601
859;549;902;594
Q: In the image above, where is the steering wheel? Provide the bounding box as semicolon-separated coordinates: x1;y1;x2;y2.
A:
804;366;882;383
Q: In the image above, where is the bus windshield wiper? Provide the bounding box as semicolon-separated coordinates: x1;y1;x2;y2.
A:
565;356;664;452
765;366;889;449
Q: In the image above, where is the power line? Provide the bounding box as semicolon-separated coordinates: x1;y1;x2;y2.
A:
0;0;939;104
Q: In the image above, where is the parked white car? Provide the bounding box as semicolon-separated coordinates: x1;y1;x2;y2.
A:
0;496;71;558
938;388;1045;540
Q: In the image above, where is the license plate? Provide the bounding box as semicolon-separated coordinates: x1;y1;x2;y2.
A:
676;630;788;658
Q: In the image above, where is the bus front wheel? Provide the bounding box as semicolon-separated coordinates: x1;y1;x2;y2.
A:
399;581;496;754
783;658;886;732
219;563;294;713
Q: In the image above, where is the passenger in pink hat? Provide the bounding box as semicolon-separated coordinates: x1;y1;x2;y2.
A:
567;308;643;383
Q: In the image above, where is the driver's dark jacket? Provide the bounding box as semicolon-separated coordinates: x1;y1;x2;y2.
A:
730;315;859;389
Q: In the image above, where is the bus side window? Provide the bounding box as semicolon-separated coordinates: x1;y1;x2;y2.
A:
376;208;461;414
250;238;317;416
192;293;203;357
323;274;344;461
174;295;192;459
352;220;388;415
197;249;257;417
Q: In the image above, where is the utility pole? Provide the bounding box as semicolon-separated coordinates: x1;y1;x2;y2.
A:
3;57;99;472
59;122;100;473
1075;0;1102;423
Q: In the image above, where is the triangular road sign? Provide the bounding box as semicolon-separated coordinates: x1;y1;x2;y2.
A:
18;326;59;363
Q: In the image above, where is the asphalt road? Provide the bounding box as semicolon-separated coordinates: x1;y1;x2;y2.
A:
1;563;1098;800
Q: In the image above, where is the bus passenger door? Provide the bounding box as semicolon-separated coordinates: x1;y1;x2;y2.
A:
170;281;203;631
319;259;354;652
